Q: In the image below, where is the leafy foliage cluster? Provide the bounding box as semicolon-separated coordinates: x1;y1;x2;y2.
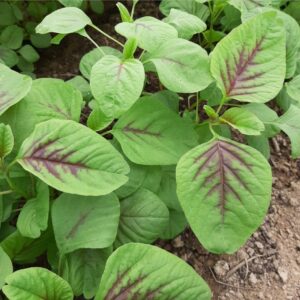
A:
0;0;300;299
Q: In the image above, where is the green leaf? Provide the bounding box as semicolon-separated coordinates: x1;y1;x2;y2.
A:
115;17;178;53
95;243;211;300
36;7;92;34
90;55;144;118
112;97;198;165
0;246;13;289
3;267;73;300
272;105;300;158
18;45;40;63
0;124;13;159
220;107;265;135
87;105;113;131
17;181;49;239
159;0;210;21
0;25;23;50
17;119;129;196
145;38;212;93
246;135;270;159
0;64;32;115
123;37;138;60
0;46;19;68
66;75;91;101
229;0;271;12
176;138;272;253
90;0;104;14
62;248;112;299
17;57;34;73
284;2;300;24
116;2;132;23
0;3;16;26
164;8;206;39
52;193;120;254
30;33;52;48
210;12;286;103
79;47;122;79
58;0;83;7
0;78;83;154
146;90;180;112
285;75;300;102
115;188;169;247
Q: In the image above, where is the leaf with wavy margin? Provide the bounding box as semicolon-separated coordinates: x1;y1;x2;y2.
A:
95;243;211;300
17;119;129;196
176;138;272;253
210;12;285;103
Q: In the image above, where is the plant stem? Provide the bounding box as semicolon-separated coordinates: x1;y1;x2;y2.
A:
90;24;124;48
195;93;200;123
139;50;145;60
0;190;12;196
216;96;226;114
131;0;137;19
209;122;218;138
85;33;105;55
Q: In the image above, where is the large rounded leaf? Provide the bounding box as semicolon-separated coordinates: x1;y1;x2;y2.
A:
112;97;198;165
115;188;169;247
176;138;272;253
115;16;178;53
146;38;212;93
52;193;120;254
95;243;211;300
2;267;73;300
17;119;129;196
210;12;286;103
36;7;91;34
0;64;32;115
90;55;145;118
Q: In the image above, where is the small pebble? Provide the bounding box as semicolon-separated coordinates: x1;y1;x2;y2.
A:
213;260;229;277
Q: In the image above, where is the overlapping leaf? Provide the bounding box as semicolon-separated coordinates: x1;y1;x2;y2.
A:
17;119;129;196
95;243;211;300
0;246;12;288
0;124;13;159
176;138;272;253
210;12;286;102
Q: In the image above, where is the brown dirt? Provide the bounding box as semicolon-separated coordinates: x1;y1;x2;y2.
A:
34;1;300;299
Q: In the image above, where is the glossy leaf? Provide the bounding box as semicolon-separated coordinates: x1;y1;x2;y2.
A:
62;248;112;299
0;124;13;159
112;97;198;165
145;38;212;93
115;188;169;247
176;138;272;253
79;47;122;79
220;107;265;135
164;8;206;39
17;119;129;196
0;64;32;115
0;246;13;288
272;105;300;158
36;7;92;34
95;243;211;300
3;267;73;300
210;12;286;102
52;193;120;254
90;55;145;118
115;17;178;53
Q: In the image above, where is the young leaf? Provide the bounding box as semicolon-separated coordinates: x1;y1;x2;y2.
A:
0;124;13;159
3;267;73;300
16;181;49;239
18;45;40;63
115;17;178;53
272;105;300;158
210;12;286;103
220;107;265;135
164;8;206;39
95;243;211;300
145;38;212;93
79;47;122;79
116;2;132;23
115;188;169;247
17;119;129;196
176;138;272;253
246;135;270;159
67;75;91;101
0;78;83;155
0;46;19;68
123;37;138;60
52;193;119;254
0;25;24;50
36;7;92;34
87;105;113;131
0;246;13;289
112;97;198;165
62;248;112;299
0;64;32;115
90;55;145;118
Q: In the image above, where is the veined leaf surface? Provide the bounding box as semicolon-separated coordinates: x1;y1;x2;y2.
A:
113;97;198;165
210;12;286;103
17;119;129;196
52;193;120;254
0;64;32;115
95;243;211;300
0;124;13;159
176;138;272;253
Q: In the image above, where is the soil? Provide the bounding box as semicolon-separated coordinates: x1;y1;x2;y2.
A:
34;1;300;299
